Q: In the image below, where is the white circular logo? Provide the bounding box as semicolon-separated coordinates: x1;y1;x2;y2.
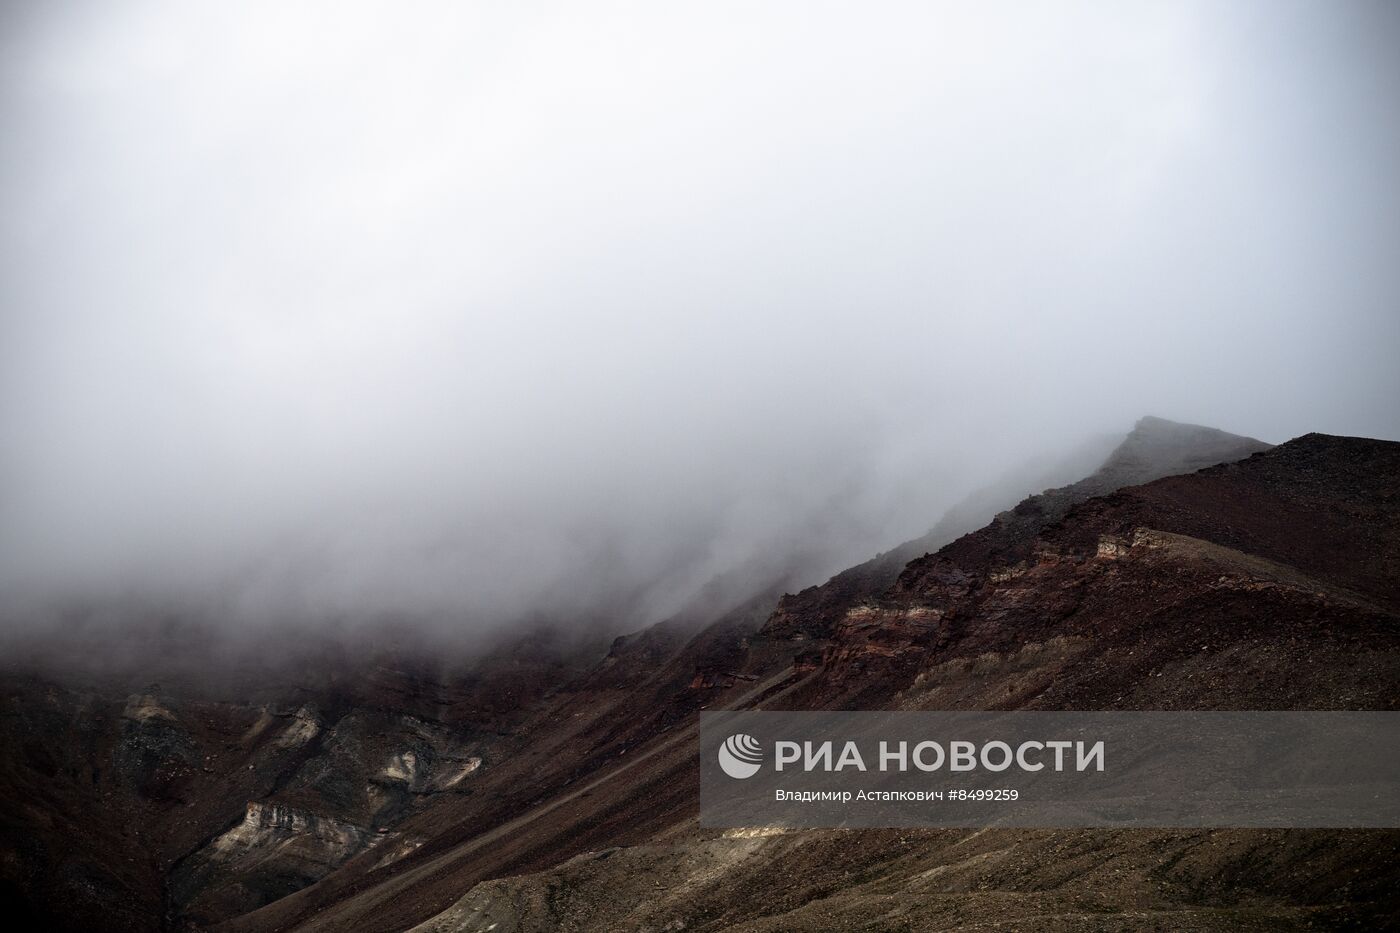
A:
718;733;763;779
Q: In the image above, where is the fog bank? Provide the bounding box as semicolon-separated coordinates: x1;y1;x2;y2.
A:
2;1;1398;633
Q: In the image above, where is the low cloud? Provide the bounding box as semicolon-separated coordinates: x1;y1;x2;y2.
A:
2;1;1397;636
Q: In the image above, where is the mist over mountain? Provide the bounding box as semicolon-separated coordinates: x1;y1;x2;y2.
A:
4;3;1400;930
3;1;1400;641
3;415;1395;931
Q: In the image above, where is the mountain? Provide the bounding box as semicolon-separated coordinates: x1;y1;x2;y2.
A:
759;416;1271;644
3;419;1396;931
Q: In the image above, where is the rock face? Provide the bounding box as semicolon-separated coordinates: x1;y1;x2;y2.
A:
0;665;506;932
212;803;367;861
2;420;1397;932
171;802;372;922
168;726;482;928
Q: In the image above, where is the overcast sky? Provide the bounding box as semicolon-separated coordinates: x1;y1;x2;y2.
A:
2;1;1397;632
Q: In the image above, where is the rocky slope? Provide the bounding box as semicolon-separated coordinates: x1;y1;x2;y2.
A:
244;428;1396;932
760;416;1270;646
0;627;605;932
3;419;1395;931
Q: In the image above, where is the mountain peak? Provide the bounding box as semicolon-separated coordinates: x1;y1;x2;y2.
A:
1101;416;1272;486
